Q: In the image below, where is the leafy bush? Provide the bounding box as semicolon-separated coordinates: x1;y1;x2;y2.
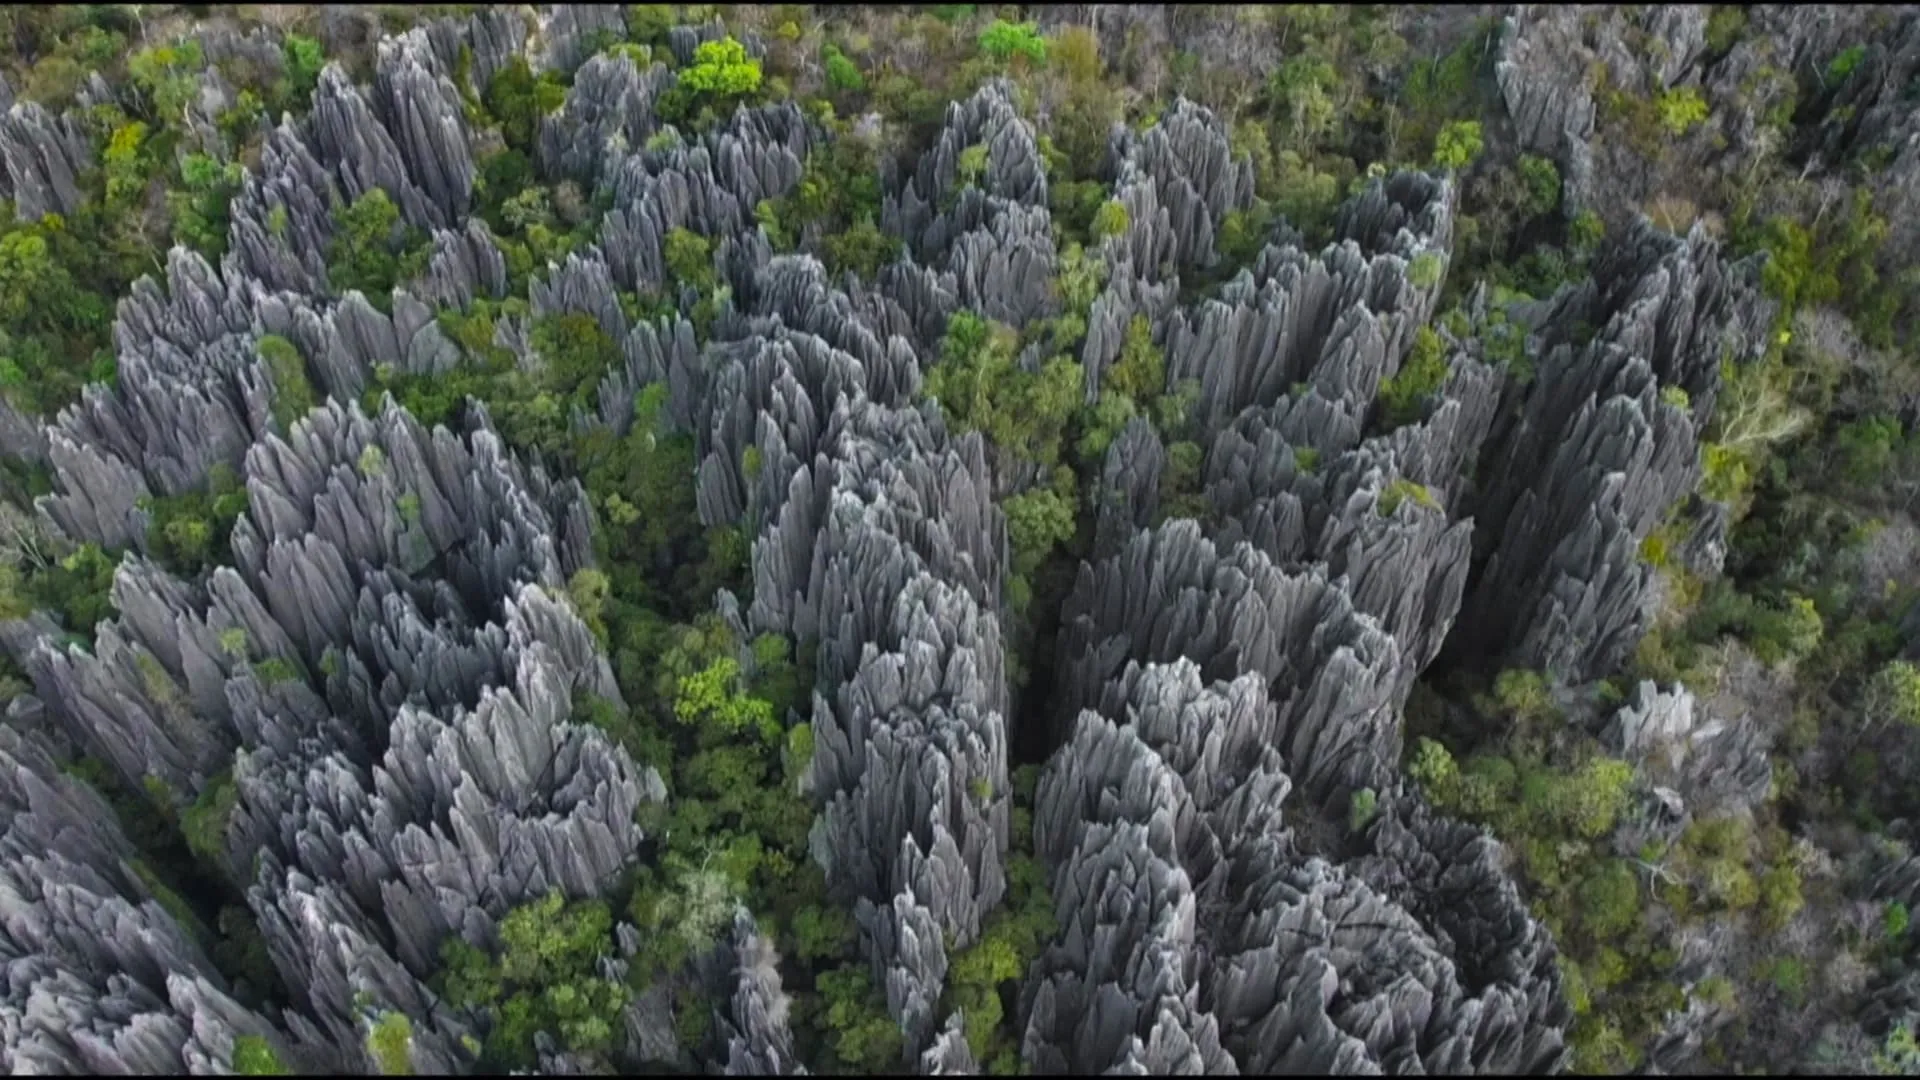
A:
280;33;326;112
484;57;568;152
927;313;1082;480
1654;87;1710;136
1376;326;1448;429
1432;120;1485;170
1827;45;1868;83
1705;7;1748;53
231;1035;289;1075
1378;478;1440;515
1091;198;1130;240
678;37;763;99
1003;487;1076;615
127;39;205;122
1348;787;1380;831
814;965;903;1070
142;465;250;575
439;891;630;1070
366;1012;413;1075
1576;859;1642;938
820;219;899;281
168;153;246;259
257;335;316;433
327;189;431;312
1866;660;1920;729
822;43;865;93
978;20;1048;67
1517;154;1562;216
179;769;238;865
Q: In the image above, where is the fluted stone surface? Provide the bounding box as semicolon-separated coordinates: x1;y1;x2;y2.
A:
1602;680;1773;817
0;101;90;221
701;233;1011;1063
310;64;443;233
0;724;320;1075
1024;659;1569;1075
885;82;1057;333
1451;222;1736;683
537;51;676;185
1054;520;1405;806
696;909;807;1075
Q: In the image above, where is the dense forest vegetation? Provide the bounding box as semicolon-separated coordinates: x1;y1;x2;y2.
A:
0;3;1919;1076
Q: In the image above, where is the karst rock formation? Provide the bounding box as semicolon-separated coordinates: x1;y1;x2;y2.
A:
0;3;1842;1076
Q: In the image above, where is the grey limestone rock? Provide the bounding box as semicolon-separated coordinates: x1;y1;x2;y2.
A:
371;31;476;227
0;725;314;1075
0;101;90;222
1053;520;1405;807
537;51;676;185
1210;851;1553;1075
37;248;280;552
705;232;1010;1061
1021;808;1236;1074
597;103;808;296
696;909;806;1075
887;81;1050;274
1105;96;1254;274
225;119;342;296
1451;221;1735;683
543;4;630;76
946;199;1060;330
310;64;443;233
1165;233;1441;443
415;219;511;313
1025;658;1567;1075
1602;680;1773;817
1496;8;1599;194
813;572;1010;950
425;8;530;99
1091;417;1166;562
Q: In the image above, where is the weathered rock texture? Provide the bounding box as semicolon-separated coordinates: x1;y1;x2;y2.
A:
1024;657;1571;1074
1448;220;1736;684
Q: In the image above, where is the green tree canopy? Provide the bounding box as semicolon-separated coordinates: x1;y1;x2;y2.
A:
679;37;763;98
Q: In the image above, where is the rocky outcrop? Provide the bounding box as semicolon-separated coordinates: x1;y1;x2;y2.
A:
0;723;322;1075
38;247;271;551
696;910;806;1075
596;102;809;298
1025;658;1570;1074
0;101;90;221
708;252;1010;1062
1449;220;1734;684
1052;520;1406;807
542;4;629;77
886;81;1057;331
1603;680;1773;818
1163;173;1452;442
24;394;653;1074
537;51;676;186
371;30;476;228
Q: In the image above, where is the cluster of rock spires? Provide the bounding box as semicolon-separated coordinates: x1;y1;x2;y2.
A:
21;379;673;1072
957;82;1564;1071
700;211;1012;1065
1447;218;1736;685
0;5;1797;1078
0;10;815;1074
1033;69;1757;1070
1498;1;1920;313
1028;653;1570;1073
